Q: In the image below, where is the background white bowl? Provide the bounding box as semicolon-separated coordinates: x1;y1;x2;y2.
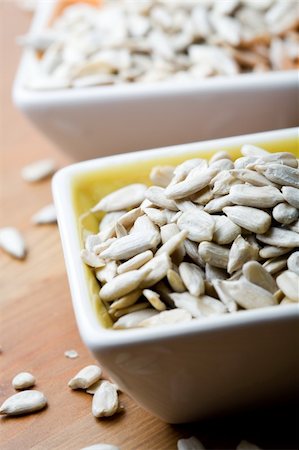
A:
13;0;298;160
52;128;299;423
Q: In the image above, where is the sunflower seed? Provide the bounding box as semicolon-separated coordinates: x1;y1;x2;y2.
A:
166;269;186;293
139;253;172;288
170;292;226;318
175;200;199;212
281;186;299;209
171;159;208;185
256;227;299;248
156;230;187;257
256;164;299;188
210;151;233;163
213;215;241;245
85;234;103;252
191;186;214;206
100;232;157;260
150;165;175;187
115;222;127;238
64;349;79;359
21;158;56;182
204;194;233;214
113;301;149;318
241;144;269;157
143;289;166;311
220;278;277;309
165;168;216;200
259;245;290;259
81;249;105;268
129;215;161;247
242;261;277;293
32;203;57;224
12;372;36;390
0;227;26;259
112;309;158;329
117;250;153;274
0;390;47;416
263;255;288;274
289;219;299;233
145;186;178;211
117;207;143;228
212;279;237;313
230;169;277;187
209;158;234;172
91;184;147;212
276;270;299;302
138;308;193;327
287;252;299;275
228;235;260;274
80;444;120;450
272;203;299;225
100;269;150;302
177;210;215;243
212;170;241;196
179;262;205;297
68;365;102;390
96;261;118;284
250;152;298;168
223;205;271;234
109;289;142;313
198;242;229;269
177;436;205;450
92;380;119;418
229;184;283;208
144;207;167;226
99;211;127;231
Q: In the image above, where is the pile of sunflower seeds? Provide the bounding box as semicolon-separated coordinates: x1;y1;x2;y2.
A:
81;145;299;329
20;0;299;90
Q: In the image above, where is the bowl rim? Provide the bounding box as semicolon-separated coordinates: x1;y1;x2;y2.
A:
13;0;299;105
52;127;299;350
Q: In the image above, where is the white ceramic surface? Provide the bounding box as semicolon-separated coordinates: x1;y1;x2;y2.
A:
14;1;298;160
52;128;299;423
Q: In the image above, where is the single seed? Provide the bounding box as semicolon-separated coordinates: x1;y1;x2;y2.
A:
0;227;26;259
0;390;47;416
32;203;57;224
92;381;119;418
91;184;147;212
21;158;55;182
143;289;166;311
12;372;36;390
68;365;102;390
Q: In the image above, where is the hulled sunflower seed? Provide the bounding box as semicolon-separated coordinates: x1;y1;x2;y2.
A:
68;365;102;390
155;230;187;257
241;144;269;157
177;436;205;450
12;372;36;390
113;302;149;318
198;242;229;269
165;168;216;200
263;255;288;274
211;170;241;196
92;380;118;418
228;235;260;274
144;207;167;226
100;269;150;302
139;253;172;288
99;211;127;231
96;261;118;284
179;262;205;296
209;158;234;171
204;194;233;214
170;292;226;318
80;444;120;450
167;269;186;293
32;203;57;224
212;279;237;312
100;232;157;260
276;270;299;302
209;151;232;163
256;227;299;248
117;207;143;228
145;186;178;210
0;390;47;416
272;203;299;225
138;308;192;327
91;184;147;212
213;215;241;245
85;234;103;252
129;215;161;248
170;159;207;185
177;210;214;243
281;186;299;209
219;278;277;309
112;309;158;329
287;251;299;275
230;169;277;187
81;249;105;268
223;205;271;234
242;261;277;293
21;158;56;182
109;289;142;313
143;289;166;311
117;250;153;274
150;165;175;187
251;152;298;168
0;227;26;259
229;184;283;208
256;164;299;188
191;186;214;206
115;222;127;238
259;245;290;259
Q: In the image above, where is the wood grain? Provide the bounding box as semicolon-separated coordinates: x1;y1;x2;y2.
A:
0;3;297;449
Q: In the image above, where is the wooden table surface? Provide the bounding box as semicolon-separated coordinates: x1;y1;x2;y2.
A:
0;3;297;449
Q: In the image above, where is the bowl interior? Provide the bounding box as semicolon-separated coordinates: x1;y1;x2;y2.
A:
71;134;298;329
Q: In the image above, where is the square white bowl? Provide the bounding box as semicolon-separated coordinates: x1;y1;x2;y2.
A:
52;127;299;423
14;1;299;160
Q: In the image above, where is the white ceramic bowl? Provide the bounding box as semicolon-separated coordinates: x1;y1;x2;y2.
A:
14;1;298;160
52;128;298;423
